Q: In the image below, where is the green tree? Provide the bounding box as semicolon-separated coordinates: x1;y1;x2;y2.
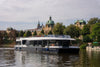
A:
41;29;44;35
48;30;52;35
82;25;90;36
23;33;27;37
88;17;100;25
80;43;87;49
33;31;37;36
91;23;100;42
53;23;65;35
83;35;92;43
92;42;100;46
76;27;81;37
19;30;24;37
23;31;32;37
64;24;81;38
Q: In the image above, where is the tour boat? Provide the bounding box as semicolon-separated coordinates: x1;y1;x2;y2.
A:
15;35;79;53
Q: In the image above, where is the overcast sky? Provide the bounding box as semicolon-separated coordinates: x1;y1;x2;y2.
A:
0;0;100;30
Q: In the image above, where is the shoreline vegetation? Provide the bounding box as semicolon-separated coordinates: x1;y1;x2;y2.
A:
0;42;15;48
0;17;100;49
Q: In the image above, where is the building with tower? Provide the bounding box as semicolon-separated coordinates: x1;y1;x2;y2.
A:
43;16;55;34
74;20;86;40
37;21;43;29
75;20;86;29
25;16;55;35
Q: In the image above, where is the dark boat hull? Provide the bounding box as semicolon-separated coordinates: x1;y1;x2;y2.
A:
15;47;79;54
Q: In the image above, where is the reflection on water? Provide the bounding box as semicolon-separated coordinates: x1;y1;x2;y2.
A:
0;49;15;67
15;51;79;67
0;49;100;67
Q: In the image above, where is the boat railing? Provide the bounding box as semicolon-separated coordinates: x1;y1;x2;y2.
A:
46;35;71;38
69;46;79;48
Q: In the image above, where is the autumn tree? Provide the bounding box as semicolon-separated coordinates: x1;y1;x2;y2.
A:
0;32;3;45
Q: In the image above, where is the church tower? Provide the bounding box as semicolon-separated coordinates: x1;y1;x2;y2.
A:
42;16;55;34
37;21;40;29
46;16;54;28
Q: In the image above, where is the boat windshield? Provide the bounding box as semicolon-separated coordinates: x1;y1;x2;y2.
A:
16;41;21;45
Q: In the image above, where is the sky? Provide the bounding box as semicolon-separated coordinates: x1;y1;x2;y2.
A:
0;0;100;30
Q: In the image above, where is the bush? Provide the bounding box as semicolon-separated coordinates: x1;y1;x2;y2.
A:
72;39;83;46
3;39;14;44
80;43;87;49
92;43;100;46
83;35;92;43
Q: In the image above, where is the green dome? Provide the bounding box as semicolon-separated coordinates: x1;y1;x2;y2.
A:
46;16;54;25
75;20;86;24
46;20;54;25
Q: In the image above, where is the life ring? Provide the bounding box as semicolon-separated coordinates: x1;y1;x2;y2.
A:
46;48;49;51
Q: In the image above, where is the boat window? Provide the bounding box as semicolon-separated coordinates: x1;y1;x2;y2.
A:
62;40;70;47
22;40;27;44
56;40;62;46
43;40;47;46
34;41;37;46
30;40;34;45
49;40;56;46
38;41;42;45
16;41;21;45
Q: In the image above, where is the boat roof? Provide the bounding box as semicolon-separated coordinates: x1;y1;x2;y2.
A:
16;35;75;41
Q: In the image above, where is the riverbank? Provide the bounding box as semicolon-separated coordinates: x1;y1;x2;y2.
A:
0;42;15;48
0;45;14;48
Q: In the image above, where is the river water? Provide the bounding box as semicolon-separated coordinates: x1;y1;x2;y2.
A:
0;49;100;67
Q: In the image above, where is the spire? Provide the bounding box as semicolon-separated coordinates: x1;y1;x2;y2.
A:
37;21;40;29
49;16;52;20
38;21;40;25
42;23;44;28
42;23;43;26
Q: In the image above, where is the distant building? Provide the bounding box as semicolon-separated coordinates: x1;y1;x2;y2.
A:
74;20;86;40
26;16;55;35
6;27;14;34
75;20;86;29
37;21;44;29
43;16;55;34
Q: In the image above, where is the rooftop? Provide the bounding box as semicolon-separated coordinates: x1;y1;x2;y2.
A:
75;20;86;24
16;35;75;41
46;16;54;25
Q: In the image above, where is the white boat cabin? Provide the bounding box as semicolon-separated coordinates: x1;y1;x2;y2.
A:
15;35;76;48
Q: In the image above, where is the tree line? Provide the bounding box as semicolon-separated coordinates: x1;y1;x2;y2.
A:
17;17;100;43
0;30;17;45
3;17;99;46
54;17;100;43
1;17;100;47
